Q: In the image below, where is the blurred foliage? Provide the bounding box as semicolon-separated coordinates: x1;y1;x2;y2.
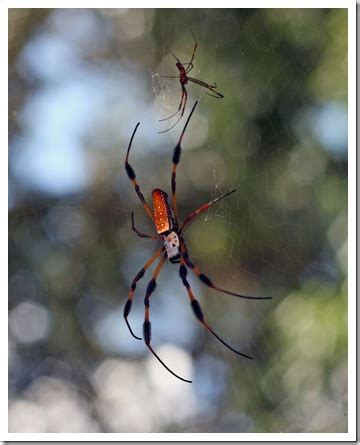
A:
9;8;347;433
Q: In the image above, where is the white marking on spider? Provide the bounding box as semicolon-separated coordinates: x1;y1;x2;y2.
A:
164;231;180;260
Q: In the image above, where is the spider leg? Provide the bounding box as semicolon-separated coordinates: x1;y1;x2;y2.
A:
185;63;193;74
159;67;192;76
166;45;181;64
131;212;161;240
125;123;154;222
187;77;216;89
179;189;237;233
158;84;186;123
187;29;198;67
179;87;188;118
157;114;183;134
159;109;180;123
179;240;272;300
179;261;253;359
206;90;224;99
170;100;198;224
187;77;224;98
124;247;165;340
164;28;196;68
143;253;192;383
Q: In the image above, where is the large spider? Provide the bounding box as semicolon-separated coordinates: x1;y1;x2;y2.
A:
124;101;271;383
159;30;224;133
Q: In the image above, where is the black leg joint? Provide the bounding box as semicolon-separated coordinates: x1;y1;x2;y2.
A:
125;162;135;180
143;320;151;345
146;279;156;296
133;268;145;285
124;300;132;318
136;188;146;204
179;265;190;289
199;273;213;286
172;143;181;164
144;296;149;307
179;264;187;280
191;300;204;321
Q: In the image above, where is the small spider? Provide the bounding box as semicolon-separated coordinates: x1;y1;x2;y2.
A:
159;30;224;133
124;101;271;383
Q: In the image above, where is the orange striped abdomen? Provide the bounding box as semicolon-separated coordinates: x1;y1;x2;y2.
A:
152;189;173;235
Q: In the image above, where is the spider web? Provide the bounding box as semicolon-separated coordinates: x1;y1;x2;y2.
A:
8;8;348;434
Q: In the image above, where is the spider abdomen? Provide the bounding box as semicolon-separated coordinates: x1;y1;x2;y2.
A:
152;189;174;234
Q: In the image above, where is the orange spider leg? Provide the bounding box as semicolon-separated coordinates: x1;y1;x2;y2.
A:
143;253;192;383
178;256;253;359
180;240;272;301
124;247;165;340
131;212;161;240
125;123;154;222
171;101;198;224
179;189;237;233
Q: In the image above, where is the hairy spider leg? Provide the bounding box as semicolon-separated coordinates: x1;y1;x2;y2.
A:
180;240;272;301
179;189;237;233
124;247;165;340
178;258;253;359
143;253;192;383
131;212;161;240
125;123;154;222
170;101;198;224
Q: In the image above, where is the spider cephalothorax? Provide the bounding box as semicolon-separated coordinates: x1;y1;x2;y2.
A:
124;101;271;383
163;231;181;263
